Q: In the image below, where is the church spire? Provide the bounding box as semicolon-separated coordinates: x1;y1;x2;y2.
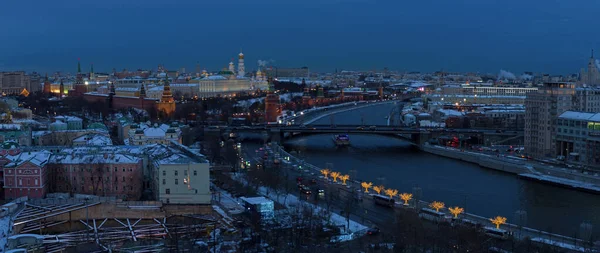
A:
139;83;146;98
77;58;81;73
109;81;115;95
90;63;95;80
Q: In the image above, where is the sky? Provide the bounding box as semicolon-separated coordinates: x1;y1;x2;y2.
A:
1;0;599;75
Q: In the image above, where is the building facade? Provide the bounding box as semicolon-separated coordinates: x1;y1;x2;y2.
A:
556;111;600;170
524;82;576;158
3;150;52;199
148;144;211;204
49;150;143;200
573;87;600;112
0;71;34;96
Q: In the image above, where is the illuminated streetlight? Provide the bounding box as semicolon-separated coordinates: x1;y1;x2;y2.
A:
372;185;384;195
320;169;330;179
330;171;341;182
399;193;412;205
340;174;350;185
384;188;398;199
449;206;464;218
429;201;445;212
361;182;372;193
490;216;507;229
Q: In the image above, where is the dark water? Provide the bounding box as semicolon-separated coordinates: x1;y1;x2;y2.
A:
283;103;600;239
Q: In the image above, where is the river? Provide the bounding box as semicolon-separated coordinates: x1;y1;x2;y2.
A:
282;102;600;239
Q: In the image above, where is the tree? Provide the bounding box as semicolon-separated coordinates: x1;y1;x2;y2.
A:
384;188;398;199
372;185;384;195
399;193;413;205
340;174;349;185
320;169;330;179
361;182;372;193
429;201;445;212
449;206;464;218
330;171;340;182
490;216;507;229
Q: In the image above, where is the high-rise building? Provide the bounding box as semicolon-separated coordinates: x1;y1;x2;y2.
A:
579;50;600;86
573;87;600;112
524;82;576;158
556;111;600;170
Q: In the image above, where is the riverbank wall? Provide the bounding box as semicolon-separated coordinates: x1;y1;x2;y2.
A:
421;145;600;194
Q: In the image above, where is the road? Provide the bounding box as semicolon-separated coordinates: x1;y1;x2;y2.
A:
244;144;595;251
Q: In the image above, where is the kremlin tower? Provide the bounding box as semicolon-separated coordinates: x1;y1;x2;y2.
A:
264;77;280;123
72;59;88;96
156;75;176;118
43;74;51;94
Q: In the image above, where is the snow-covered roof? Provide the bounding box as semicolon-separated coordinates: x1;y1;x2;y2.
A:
205;75;227;80
144;127;166;137
435;109;463;117
5;150;52;168
50;121;67;126
51;152;140;164
72;133;113;146
55;116;82;122
0;124;21;130
559;111;600;122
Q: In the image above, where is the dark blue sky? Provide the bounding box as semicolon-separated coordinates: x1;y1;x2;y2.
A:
1;0;599;74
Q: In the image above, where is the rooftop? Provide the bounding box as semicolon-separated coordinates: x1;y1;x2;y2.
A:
5;150;52;168
559;111;600;122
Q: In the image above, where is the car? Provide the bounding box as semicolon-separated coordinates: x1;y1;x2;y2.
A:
369;126;377;130
356;126;364;130
301;186;312;195
367;227;380;235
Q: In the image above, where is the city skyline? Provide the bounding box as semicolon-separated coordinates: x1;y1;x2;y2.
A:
2;0;600;74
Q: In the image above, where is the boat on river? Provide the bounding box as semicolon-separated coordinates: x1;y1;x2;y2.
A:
332;134;350;146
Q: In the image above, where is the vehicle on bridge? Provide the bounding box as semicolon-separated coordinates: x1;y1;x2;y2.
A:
418;208;448;223
483;227;512;240
373;194;395;207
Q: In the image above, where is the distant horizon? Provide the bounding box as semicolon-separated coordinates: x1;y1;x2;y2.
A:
2;0;599;75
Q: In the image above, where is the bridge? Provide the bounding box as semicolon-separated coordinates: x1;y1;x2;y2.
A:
211;125;523;146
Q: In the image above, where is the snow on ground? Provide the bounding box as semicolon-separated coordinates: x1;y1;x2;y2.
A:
213;184;245;215
212;205;235;228
0;215;10;251
230;173;368;239
530;237;586;252
278;92;302;102
235;98;264;108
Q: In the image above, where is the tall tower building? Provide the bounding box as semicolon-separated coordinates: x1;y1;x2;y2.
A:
156;75;176;118
89;64;95;81
524;82;575;159
579;49;600;86
72;59;88;96
237;51;245;77
264;77;280;123
59;79;64;98
42;74;52;94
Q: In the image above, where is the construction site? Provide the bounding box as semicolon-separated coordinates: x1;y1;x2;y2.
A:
2;194;242;252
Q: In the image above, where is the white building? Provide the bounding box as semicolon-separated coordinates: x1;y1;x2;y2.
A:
54;116;83;130
148;144;211;204
556;111;600;169
127;123;181;146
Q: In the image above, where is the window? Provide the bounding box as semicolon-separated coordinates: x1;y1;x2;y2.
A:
166;189;170;194
122;176;125;182
193;170;197;176
18;179;22;186
162;179;166;185
175;179;178;185
174;170;178;176
162;170;166;176
123;168;125;172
